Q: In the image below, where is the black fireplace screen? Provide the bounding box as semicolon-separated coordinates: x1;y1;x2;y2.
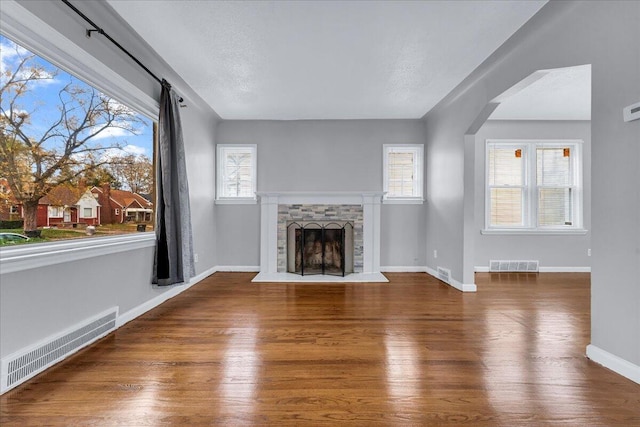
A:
287;222;354;276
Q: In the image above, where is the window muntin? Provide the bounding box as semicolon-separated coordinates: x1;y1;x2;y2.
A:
486;140;582;231
383;144;423;202
216;144;257;201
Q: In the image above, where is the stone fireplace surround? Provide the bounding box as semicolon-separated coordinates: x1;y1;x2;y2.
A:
252;192;388;282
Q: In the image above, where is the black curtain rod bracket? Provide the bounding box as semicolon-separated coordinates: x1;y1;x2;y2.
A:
62;0;185;106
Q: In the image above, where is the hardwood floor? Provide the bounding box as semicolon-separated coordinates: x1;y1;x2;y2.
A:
1;272;639;426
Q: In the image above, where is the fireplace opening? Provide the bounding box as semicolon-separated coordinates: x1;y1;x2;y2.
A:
287;221;354;276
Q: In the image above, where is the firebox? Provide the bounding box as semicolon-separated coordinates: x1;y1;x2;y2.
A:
287;221;354;276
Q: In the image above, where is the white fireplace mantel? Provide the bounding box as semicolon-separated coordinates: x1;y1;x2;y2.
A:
252;191;388;283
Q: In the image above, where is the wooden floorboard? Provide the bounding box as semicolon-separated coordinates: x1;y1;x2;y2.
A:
1;272;639;426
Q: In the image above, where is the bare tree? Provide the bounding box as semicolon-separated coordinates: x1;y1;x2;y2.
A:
0;41;143;233
110;154;153;194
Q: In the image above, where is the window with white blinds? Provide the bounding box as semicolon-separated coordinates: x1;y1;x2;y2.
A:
216;144;257;202
383;144;424;203
486;140;582;231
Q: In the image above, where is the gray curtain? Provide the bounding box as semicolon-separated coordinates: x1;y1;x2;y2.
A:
153;80;195;286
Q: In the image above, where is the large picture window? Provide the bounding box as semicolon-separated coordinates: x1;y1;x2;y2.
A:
216;144;257;203
383;144;424;203
486;140;583;232
0;34;155;245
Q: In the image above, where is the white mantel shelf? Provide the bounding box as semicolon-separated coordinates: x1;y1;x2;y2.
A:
253;191;386;283
256;191;385;205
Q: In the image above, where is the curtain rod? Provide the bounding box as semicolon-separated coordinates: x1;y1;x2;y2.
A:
60;0;184;104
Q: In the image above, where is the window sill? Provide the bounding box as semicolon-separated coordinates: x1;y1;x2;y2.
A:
481;228;588;236
382;198;425;205
215;198;257;205
0;232;156;275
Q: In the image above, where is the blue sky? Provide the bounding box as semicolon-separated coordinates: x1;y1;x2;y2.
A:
0;34;154;159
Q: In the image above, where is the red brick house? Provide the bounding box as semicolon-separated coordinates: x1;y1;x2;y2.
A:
32;185;101;227
90;185;153;224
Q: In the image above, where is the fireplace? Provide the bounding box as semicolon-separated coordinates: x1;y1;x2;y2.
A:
253;191;387;282
287;221;354;276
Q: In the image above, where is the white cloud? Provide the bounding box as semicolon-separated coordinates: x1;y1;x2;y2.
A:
122;144;147;156
101;144;148;161
90;126;135;140
1;39;58;87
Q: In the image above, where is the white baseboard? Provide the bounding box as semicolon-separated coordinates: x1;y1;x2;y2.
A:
425;267;476;292
586;344;640;385
380;266;427;273
116;265;217;328
474;266;591;273
1;266;219;395
213;265;260;272
252;271;388;283
539;266;591;273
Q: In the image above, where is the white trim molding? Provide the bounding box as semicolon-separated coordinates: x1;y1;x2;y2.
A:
426;266;477;292
381;266;427;273
116;265;217;329
0;233;156;274
475;266;591;273
586;344;640;385
214;265;260;272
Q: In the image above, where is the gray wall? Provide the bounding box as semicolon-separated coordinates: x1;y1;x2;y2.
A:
423;1;639;367
1;1;219;358
215;120;427;268
474;120;591;269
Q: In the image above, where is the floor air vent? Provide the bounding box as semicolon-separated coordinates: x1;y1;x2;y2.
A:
437;266;451;284
2;307;118;393
489;260;539;272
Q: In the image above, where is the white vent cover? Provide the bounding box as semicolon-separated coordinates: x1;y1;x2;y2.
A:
489;260;539;272
1;307;118;394
436;266;451;284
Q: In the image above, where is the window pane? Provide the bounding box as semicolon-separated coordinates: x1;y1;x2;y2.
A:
488;146;523;186
387;151;415;197
0;35;154;244
219;147;255;198
490;188;523;226
538;188;573;226
537;148;570;186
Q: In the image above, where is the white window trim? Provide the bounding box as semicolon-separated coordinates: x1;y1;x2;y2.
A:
0;1;159;270
382;144;424;204
48;206;64;218
483;139;586;234
0;233;156;274
82;208;93;218
216;144;257;204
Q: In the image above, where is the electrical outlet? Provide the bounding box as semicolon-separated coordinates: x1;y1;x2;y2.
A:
194;253;199;263
587;249;591;257
433;250;438;259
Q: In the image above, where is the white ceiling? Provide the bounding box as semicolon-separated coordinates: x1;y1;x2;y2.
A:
489;64;591;120
107;0;547;120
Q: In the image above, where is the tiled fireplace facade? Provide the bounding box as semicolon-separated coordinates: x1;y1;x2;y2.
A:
277;204;364;273
253;192;386;282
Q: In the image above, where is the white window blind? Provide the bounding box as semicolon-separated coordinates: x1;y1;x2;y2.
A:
217;145;257;201
486;140;582;231
383;144;423;202
487;145;525;227
83;208;93;218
